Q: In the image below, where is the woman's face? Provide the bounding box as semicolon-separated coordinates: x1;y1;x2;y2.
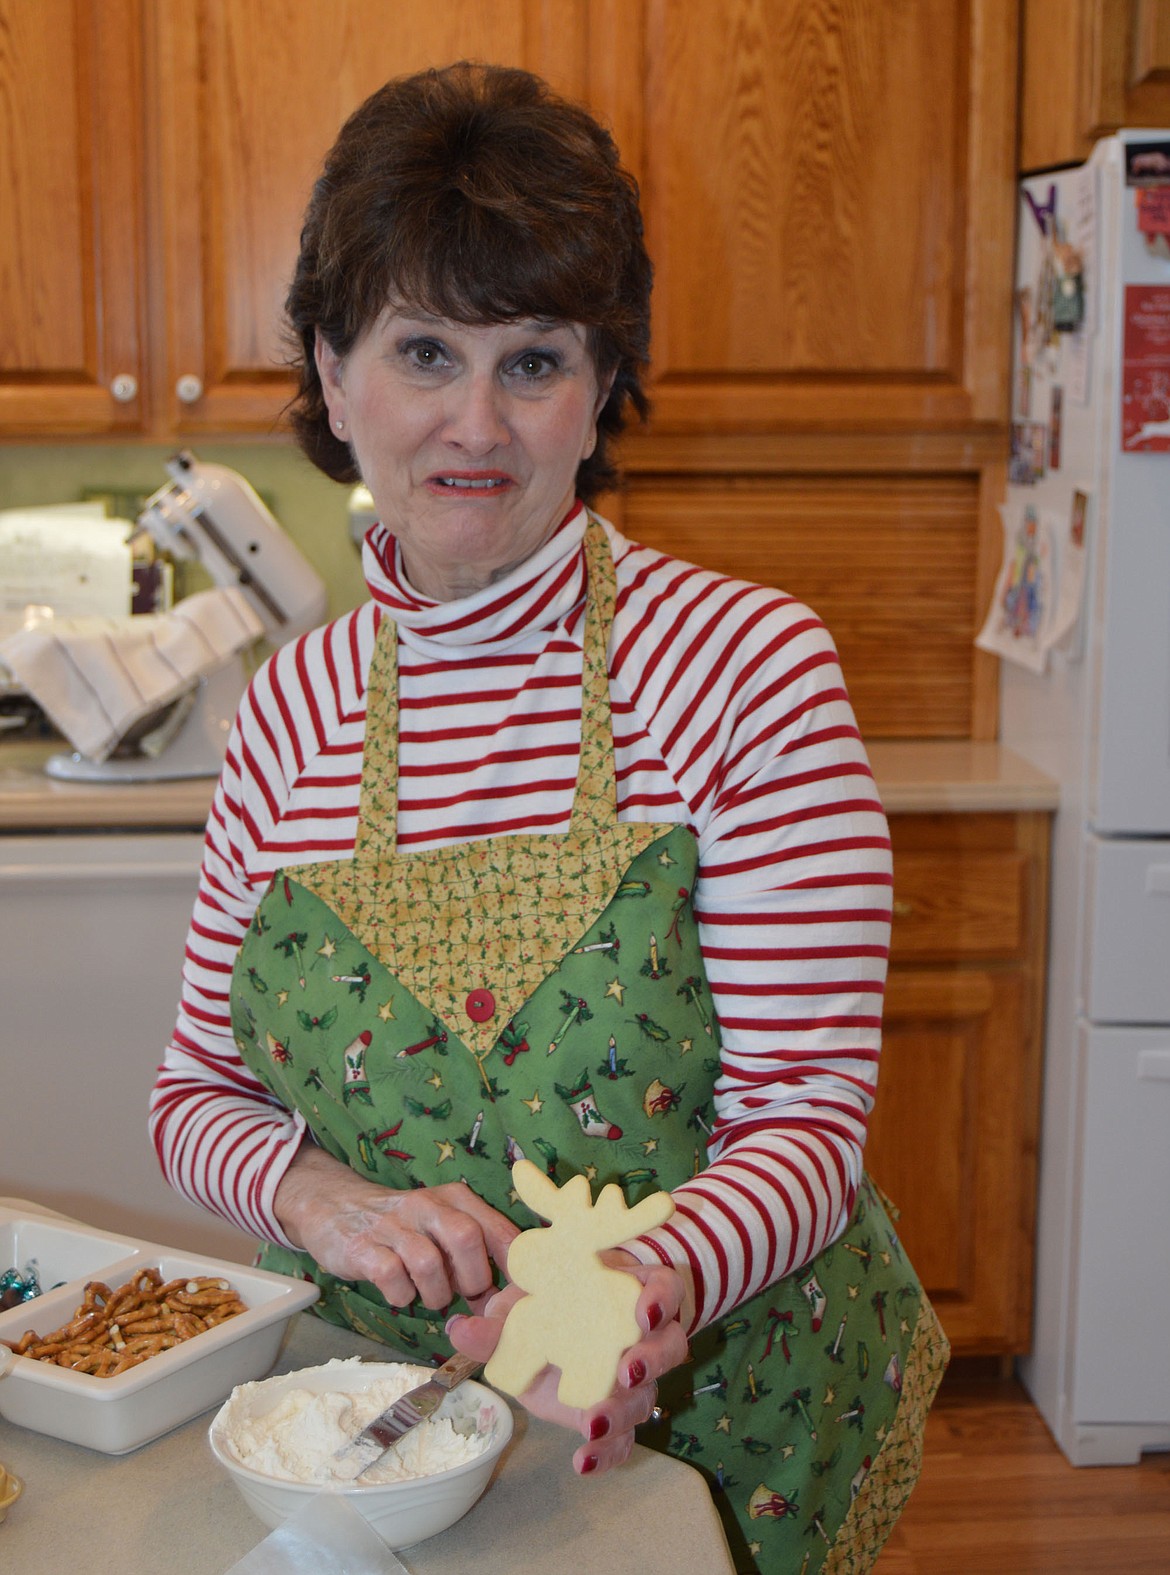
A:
316;309;612;601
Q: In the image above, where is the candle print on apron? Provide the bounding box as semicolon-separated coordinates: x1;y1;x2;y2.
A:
230;522;948;1572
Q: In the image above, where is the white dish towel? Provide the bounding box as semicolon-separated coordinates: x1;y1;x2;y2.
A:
0;587;264;761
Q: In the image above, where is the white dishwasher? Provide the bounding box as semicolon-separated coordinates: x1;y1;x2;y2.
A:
0;831;253;1261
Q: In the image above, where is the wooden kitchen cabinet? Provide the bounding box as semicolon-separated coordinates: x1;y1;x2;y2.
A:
0;0;148;434
1021;0;1170;171
0;0;583;438
2;0;1020;449
618;471;992;741
592;0;1020;440
147;0;587;436
864;810;1051;1356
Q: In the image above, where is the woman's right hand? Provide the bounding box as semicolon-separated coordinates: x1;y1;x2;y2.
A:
272;1142;520;1310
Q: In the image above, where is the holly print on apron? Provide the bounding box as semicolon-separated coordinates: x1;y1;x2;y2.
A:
231;521;947;1573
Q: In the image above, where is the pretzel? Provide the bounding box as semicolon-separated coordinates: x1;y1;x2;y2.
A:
2;1267;246;1378
66;1308;108;1341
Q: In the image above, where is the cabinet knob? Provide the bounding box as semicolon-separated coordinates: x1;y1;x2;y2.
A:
176;374;204;404
110;373;138;403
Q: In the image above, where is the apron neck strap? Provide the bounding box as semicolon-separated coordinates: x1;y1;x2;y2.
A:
356;516;618;858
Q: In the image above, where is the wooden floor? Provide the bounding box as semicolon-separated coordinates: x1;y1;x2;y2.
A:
878;1372;1170;1573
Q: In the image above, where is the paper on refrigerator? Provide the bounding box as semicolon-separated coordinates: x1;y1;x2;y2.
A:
976;491;1091;672
976;501;1057;673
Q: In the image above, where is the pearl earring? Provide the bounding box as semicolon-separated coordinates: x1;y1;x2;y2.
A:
335;418;345;432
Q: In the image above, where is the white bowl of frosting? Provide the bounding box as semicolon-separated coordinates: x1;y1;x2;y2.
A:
209;1357;513;1548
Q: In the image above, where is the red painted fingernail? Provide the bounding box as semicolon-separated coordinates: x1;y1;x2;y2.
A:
580;1454;599;1474
646;1302;664;1330
627;1358;647;1386
588;1415;610;1441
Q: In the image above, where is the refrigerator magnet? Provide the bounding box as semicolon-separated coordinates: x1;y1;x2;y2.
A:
1123;140;1170;186
1121;285;1170;452
1014;286;1035;416
1049;385;1063;469
1024;181;1057;237
1135;189;1170;260
1014;362;1033;419
1051;236;1086;333
1009;420;1048;484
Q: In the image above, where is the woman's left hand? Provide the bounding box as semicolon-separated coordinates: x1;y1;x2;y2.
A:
447;1252;689;1475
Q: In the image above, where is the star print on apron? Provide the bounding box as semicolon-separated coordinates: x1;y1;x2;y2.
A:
230;520;948;1574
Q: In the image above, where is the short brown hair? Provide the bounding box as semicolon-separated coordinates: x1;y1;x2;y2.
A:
285;61;652;503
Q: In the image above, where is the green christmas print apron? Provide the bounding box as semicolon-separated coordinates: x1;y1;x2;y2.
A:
230;520;948;1573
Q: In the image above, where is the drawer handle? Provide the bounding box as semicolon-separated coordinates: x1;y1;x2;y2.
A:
1145;865;1170;896
891;899;915;918
1138;1050;1170;1082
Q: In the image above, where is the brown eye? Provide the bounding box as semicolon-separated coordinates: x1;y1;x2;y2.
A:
511;350;559;380
402;338;447;369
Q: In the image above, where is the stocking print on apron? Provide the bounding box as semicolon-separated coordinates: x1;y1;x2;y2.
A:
230;521;948;1573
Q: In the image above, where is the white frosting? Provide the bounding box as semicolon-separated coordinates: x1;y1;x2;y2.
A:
220;1358;496;1486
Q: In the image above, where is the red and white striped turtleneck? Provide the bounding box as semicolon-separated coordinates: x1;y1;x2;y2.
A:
148;504;892;1334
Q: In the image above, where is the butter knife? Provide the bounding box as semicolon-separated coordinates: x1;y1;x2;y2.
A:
336;1351;484;1472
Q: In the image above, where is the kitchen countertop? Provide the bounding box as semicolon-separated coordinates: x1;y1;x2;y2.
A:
0;741;215;831
0;738;1057;832
866;740;1058;813
0;1312;735;1573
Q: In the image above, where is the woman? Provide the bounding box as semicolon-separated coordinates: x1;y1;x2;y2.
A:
150;62;947;1572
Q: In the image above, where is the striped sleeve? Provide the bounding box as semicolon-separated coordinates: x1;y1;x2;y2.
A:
147;605;376;1241
606;533;891;1333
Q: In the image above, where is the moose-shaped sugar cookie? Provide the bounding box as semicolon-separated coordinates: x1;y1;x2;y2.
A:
484;1158;675;1409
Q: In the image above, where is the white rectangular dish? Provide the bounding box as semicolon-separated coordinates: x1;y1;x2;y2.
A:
0;1215;142;1295
0;1206;319;1453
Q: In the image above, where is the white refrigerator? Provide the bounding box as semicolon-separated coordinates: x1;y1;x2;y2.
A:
986;131;1170;1465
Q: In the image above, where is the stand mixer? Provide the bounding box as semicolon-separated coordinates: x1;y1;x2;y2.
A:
43;451;327;783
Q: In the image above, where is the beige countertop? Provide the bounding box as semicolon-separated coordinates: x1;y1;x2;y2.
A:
0;741;215;831
866;740;1059;814
0;1311;735;1573
0;738;1058;833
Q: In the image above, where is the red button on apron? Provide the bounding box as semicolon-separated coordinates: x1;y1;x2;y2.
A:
465;989;496;1022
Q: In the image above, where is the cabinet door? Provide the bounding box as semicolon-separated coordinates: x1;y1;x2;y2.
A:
866;967;1037;1354
0;0;147;435
1021;0;1170;169
151;0;588;435
620;473;986;740
589;0;1019;434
